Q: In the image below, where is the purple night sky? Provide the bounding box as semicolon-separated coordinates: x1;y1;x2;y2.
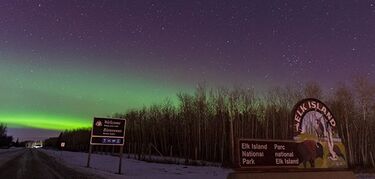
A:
1;0;375;140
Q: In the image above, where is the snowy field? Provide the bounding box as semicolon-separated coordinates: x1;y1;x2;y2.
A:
41;149;232;179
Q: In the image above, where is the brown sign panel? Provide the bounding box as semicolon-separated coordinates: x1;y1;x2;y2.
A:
238;139;300;168
90;117;126;146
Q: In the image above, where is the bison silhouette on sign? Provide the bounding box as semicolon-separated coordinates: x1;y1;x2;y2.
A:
297;140;324;168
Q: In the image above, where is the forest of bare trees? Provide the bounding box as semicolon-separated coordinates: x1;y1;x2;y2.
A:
48;77;375;169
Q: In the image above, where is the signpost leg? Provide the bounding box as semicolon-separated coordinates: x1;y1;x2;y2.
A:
118;145;124;174
87;144;92;168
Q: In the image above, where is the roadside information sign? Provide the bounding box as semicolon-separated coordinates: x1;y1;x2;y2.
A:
90;117;126;146
87;117;126;174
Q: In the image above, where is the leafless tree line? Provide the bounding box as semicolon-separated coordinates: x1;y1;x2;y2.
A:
48;77;375;169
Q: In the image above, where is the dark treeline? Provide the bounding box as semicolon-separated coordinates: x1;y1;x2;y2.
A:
0;123;13;148
45;128;91;151
45;77;375;169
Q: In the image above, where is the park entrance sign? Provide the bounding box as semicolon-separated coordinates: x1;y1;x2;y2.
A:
237;98;348;169
239;139;300;168
292;98;347;169
87;117;126;174
90;117;126;145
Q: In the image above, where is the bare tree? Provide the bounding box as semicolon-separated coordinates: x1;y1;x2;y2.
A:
304;81;323;99
353;76;375;167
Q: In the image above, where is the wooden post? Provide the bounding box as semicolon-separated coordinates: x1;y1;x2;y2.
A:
86;144;92;168
118;145;124;174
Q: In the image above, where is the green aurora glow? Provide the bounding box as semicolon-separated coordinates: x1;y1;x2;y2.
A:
0;54;192;130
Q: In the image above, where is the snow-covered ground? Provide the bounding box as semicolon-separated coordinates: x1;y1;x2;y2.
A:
40;149;375;179
0;147;24;167
0;147;22;154
42;149;232;179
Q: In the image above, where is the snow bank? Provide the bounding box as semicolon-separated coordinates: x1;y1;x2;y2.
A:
42;149;232;179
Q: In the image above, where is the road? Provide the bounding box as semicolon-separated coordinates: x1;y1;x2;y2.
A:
0;149;103;179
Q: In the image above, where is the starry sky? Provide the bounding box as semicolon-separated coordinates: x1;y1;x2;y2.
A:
1;0;375;140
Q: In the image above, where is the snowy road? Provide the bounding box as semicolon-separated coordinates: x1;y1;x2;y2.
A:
0;149;103;179
0;148;24;167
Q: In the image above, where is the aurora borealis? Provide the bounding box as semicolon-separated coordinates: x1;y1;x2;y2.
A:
1;53;191;139
1;1;375;140
0;55;188;130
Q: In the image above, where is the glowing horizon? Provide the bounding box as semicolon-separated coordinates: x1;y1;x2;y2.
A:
0;54;192;131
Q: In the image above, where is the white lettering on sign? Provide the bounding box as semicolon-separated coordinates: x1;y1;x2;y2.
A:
284;158;299;164
104;120;121;125
238;140;303;168
103;128;122;133
294;99;337;135
241;143;251;149
251;143;267;150
274;144;285;150
276;158;284;164
242;151;264;157
242;158;255;165
275;158;299;165
275;151;294;157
